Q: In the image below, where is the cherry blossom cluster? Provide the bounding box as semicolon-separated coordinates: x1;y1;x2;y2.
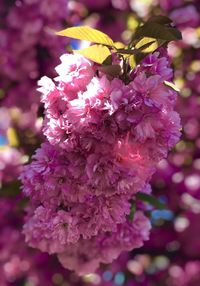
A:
20;50;181;274
0;197;82;286
0;0;68;111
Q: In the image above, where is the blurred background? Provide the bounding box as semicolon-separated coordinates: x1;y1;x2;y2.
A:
0;0;200;285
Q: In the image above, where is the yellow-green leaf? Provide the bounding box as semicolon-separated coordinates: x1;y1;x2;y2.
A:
135;37;166;53
56;26;114;47
114;42;125;49
164;81;180;92
129;55;136;69
73;45;111;64
133;37;166;65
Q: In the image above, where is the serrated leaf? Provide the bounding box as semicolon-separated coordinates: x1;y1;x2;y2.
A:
135;22;182;41
56;26;114;47
136;192;166;209
98;65;121;77
73;45;111;64
164;81;180;92
148;15;173;25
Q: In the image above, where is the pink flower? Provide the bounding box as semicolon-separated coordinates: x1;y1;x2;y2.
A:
170;5;200;28
55;54;94;91
23;206;79;254
57;211;151;275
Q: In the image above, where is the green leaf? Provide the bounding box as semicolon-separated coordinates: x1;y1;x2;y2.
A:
102;55;113;65
129;55;136;69
136;192;166;209
0;180;21;197
136;38;157;51
128;202;136;221
0;88;5;99
114;42;125;49
148;15;173;25
133;37;166;65
17;197;29;210
98;65;121;77
164;80;180;92
135;37;166;53
167;27;182;40
56;26;114;47
73;45;111;64
133;52;146;65
134;22;182;41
